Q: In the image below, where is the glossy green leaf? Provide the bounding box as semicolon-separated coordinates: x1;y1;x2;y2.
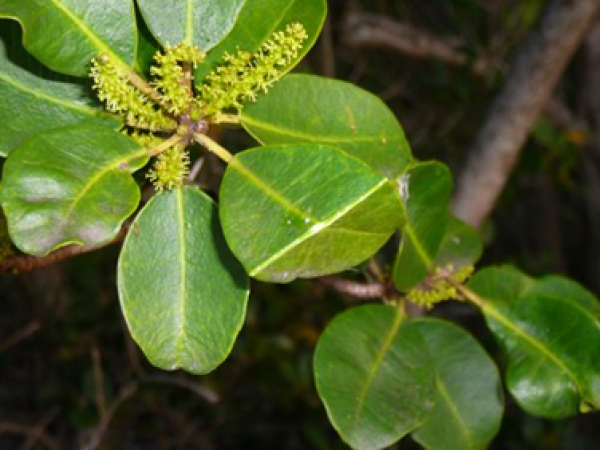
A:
242;74;412;179
468;266;600;418
393;162;452;291
194;0;326;82
0;125;146;256
0;0;137;77
219;144;404;283
434;215;483;269
314;305;435;450
118;186;249;374
134;7;161;76
0;20;120;157
411;318;504;450
137;0;244;50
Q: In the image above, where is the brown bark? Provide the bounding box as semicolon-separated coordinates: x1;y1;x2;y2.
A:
343;11;490;77
452;0;600;228
0;225;127;274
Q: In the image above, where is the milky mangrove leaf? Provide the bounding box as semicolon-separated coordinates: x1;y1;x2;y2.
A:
242;74;412;179
118;186;249;374
219;144;404;283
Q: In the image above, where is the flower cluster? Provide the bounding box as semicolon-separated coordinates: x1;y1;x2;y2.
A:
90;55;176;131
151;43;205;115
146;144;190;191
91;23;307;191
406;264;474;309
198;23;308;116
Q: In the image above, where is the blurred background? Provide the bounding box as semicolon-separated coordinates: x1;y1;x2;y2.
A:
1;0;599;448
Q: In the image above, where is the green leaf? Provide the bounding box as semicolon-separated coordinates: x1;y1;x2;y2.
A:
434;215;483;269
468;266;600;418
393;162;452;291
134;7;161;76
194;0;326;82
219;144;404;283
0;0;137;77
118;186;249;374
0;20;120;157
314;305;435;450
0;125;146;256
242;74;412;179
137;0;245;50
411;318;504;450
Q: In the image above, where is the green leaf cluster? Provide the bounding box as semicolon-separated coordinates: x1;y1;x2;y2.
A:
0;2;599;449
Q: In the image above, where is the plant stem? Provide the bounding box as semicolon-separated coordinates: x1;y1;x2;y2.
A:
211;114;241;125
124;118;176;133
126;70;175;116
193;133;233;163
445;277;485;309
147;134;185;157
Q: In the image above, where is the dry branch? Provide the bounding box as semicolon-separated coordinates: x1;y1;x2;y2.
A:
452;0;600;228
343;11;490;77
0;224;129;274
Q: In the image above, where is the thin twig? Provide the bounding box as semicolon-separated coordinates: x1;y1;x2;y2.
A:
92;347;107;422
320;276;386;299
343;11;490;77
143;373;220;404
82;383;138;450
0;422;59;450
188;156;205;182
0;320;41;353
0;224;129;275
21;408;59;450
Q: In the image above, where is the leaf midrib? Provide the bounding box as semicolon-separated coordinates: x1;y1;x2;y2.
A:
185;0;194;44
175;188;188;365
0;71;105;115
60;147;146;237
48;0;128;67
352;307;403;432
435;375;474;448
243;114;400;145
249;177;389;276
404;222;434;268
483;300;580;387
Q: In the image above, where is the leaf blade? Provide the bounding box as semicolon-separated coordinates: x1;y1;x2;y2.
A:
314;305;435;450
0;125;146;256
468;266;600;418
219;144;404;282
0;0;137;76
393;162;452;291
118;186;249;374
0;20;120;157
242;74;412;178
411;318;504;450
136;0;245;50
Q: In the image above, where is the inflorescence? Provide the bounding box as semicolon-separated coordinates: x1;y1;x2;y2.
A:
406;264;474;309
90;23;308;191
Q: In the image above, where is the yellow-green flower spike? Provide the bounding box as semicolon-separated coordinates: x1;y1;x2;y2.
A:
123;131;164;150
146;144;190;191
198;23;308;116
406;264;475;309
90;54;176;131
151;43;205;115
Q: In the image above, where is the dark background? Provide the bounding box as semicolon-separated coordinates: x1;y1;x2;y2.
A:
1;0;599;448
